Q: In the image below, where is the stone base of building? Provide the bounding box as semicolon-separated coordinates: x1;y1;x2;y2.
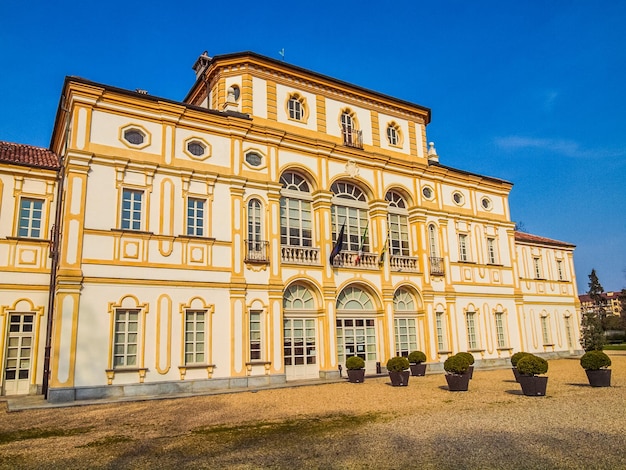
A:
47;374;287;404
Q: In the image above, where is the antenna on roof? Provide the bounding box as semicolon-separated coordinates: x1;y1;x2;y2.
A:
279;48;285;61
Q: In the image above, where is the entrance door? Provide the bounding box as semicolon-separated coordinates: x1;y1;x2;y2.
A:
284;318;318;380
3;314;34;395
336;318;377;373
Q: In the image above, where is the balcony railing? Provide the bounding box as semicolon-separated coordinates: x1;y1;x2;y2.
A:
332;250;378;269
429;256;445;276
341;127;363;149
390;255;420;273
245;239;269;263
281;245;320;265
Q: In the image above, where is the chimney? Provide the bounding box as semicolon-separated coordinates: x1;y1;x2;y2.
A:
427;142;439;163
192;51;211;79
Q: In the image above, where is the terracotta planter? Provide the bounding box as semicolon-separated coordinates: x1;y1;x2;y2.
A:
445;373;470;391
410;363;427;377
347;369;365;383
585;369;611;387
518;375;548;396
389;370;410;386
512;367;521;382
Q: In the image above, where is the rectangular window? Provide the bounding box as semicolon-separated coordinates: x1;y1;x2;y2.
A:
459;234;469;262
533;257;542;279
487;237;497;264
495;312;506;348
541;316;551;345
184;310;206;364
121;189;143;231
113;309;139;368
557;260;565;281
250;311;262;361
466;312;477;349
18;198;44;238
187;198;205;236
435;311;446;351
394;318;417;356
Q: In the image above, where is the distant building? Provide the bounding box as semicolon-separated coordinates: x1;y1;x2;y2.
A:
0;51;582;402
579;291;623;317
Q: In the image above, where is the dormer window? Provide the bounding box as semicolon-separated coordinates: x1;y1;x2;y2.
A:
287;94;306;121
386;122;401;146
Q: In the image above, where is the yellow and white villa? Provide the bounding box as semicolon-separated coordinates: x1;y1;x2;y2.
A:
0;51;581;402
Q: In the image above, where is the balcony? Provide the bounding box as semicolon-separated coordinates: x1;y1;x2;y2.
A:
390;255;420;273
281;245;320;265
341;127;363;149
245;240;269;263
429;256;445;276
332;250;378;269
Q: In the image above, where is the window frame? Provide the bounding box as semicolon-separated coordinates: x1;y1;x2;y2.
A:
458;233;469;262
280;172;313;247
121;188;144;231
487;237;497;264
494;312;507;348
466;311;478;350
17;197;44;238
249;310;263;361
184;309;207;365
112;309;140;369
186;197;206;237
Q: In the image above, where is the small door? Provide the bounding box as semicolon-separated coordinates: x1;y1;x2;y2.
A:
3;314;34;395
284;318;318;380
336;318;377;373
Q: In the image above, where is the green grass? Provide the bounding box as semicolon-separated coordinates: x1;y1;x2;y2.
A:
604;343;626;350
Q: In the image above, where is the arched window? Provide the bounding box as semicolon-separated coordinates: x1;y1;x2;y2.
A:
287;94;305;121
283;284;317;377
387;122;401;146
331;181;369;253
428;224;439;258
283;284;315;310
246;198;266;261
393;288;418;357
386;190;409;256
336;286;376;369
340;109;361;147
280;172;312;247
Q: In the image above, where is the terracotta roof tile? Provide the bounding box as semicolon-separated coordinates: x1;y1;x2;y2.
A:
514;231;575;248
0;141;60;170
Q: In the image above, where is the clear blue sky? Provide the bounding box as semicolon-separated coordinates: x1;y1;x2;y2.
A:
1;1;625;293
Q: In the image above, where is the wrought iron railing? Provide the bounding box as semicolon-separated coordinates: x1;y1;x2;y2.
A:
245;239;269;263
341;127;363;149
429;256;445;276
281;245;320;265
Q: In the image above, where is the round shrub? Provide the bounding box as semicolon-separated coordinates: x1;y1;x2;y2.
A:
510;351;530;367
386;356;410;372
346;356;365;370
456;352;475;365
580;350;611;370
408;350;427;364
443;354;470;375
516;354;548;376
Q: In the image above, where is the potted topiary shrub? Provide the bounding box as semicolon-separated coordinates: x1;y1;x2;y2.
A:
443;354;471;391
408;350;427;376
456;352;475;379
510;351;531;382
516;354;548;396
386;356;410;386
580;350;612;387
345;356;366;383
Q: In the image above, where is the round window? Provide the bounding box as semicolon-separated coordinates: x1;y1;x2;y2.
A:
187;141;206;157
245;152;262;167
453;192;464;205
481;197;492;210
124;129;145;145
422;186;433;199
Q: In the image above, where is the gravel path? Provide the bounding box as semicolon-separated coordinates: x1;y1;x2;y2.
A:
1;353;625;469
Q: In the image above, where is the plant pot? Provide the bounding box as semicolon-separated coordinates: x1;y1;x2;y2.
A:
585;369;611;387
445;373;470;391
467;365;474;379
389;370;410;386
512;367;521;382
410;363;427;377
518;375;548;396
347;369;365;383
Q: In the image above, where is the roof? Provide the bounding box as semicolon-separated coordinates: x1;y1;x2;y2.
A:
514;231;575;249
185;51;432;122
0;141;60;170
579;291;623;303
428;160;512;186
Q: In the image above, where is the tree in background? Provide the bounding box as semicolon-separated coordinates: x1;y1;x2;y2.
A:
580;269;606;351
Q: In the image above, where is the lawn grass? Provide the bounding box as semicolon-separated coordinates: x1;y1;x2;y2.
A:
604;343;626;350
